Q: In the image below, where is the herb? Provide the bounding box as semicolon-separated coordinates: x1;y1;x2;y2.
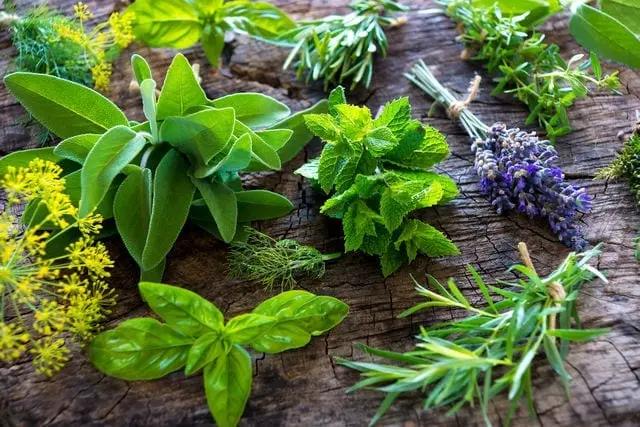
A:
89;282;349;427
280;0;407;90
407;61;592;250
295;87;460;277
126;0;296;67
228;227;341;290
1;53;323;281
0;159;116;377
441;0;619;140
339;242;609;426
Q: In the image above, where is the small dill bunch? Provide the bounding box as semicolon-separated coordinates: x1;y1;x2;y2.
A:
0;159;116;376
228;227;340;290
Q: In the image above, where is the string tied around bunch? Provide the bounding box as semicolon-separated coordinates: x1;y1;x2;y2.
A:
447;74;482;119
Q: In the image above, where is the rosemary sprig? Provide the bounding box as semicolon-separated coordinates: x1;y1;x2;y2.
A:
280;0;407;90
227;227;341;290
338;243;609;426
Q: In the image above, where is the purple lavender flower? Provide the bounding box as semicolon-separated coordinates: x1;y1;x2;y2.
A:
471;123;592;250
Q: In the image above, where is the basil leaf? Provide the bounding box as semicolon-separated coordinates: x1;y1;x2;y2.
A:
202;25;226;67
160;108;235;166
601;0;640;34
250;290;349;353
156;54;208;120
235;190;293;222
0;147;60;177
185;332;224;376
131;54;153;84
569;4;640;69
114;167;152;265
128;0;202;49
89;318;194;381
220;1;296;43
139;282;225;336
204;344;252;427
195;0;224;15
140;79;159;142
54;134;100;165
141;149;196;270
210;93;290;129
224;313;276;345
193;133;253;178
79;126;147;217
192;178;238;243
234;120;281;170
4;73;128;138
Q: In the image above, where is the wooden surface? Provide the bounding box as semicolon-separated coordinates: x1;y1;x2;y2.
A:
1;1;640;426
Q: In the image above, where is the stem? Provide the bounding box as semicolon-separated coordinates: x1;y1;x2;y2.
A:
140;145;156;169
321;252;342;262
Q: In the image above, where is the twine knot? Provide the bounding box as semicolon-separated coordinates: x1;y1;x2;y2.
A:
447;75;481;119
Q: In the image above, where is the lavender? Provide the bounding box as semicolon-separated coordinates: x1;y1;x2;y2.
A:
406;61;592;250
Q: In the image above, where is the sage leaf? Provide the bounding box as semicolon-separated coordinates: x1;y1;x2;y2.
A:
79;126;147;217
127;0;202;49
234;120;281;170
54;134;100;165
204;344;252;427
114;167;152;265
89;318;194;381
156;54;208;120
569;4;640;69
4;73;128;138
141;149;196;270
224;313;276;345
192;178;238;243
140;79;159;142
139;282;225;336
254;129;293;151
194;133;253;178
210;93;290;129
601;0;640;34
131;54;153;84
235;190;293;222
0;147;60;177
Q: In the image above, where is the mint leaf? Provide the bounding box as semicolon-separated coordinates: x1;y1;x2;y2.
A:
395;220;459;262
365;127;398;157
373;97;412;136
380;245;405;277
343;200;383;252
334;104;372;139
304;113;341;142
328;86;347;117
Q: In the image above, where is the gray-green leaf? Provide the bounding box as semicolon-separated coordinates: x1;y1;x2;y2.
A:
114;167;152;265
192;178;238;243
210;93;290;129
156;53;208;120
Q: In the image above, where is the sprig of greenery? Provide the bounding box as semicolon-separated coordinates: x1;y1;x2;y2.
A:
90;282;349;427
338;243;609;426
442;0;620;140
280;0;407;90
228;227;341;290
295;87;460;277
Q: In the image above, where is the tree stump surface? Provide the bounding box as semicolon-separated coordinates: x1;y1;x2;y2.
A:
1;1;639;426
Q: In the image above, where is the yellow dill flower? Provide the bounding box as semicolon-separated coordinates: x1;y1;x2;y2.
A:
24;229;50;256
41;191;75;229
91;61;112;92
30;337;70;376
26;158;66;195
59;273;88;299
0;323;30;361
13;277;41;304
3;166;31;203
53;22;87;46
82;242;114;278
77;213;103;236
33;301;66;336
108;12;135;48
73;2;94;21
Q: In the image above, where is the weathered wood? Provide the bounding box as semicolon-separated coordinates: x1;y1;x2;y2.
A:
1;0;640;426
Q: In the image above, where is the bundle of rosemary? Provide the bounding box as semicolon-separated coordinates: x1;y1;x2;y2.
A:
339;242;609;426
406;62;592;250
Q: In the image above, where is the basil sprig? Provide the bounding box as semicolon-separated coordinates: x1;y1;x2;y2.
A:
2;53;326;281
89;282;349;427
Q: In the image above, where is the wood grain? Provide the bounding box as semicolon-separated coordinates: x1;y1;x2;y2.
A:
1;1;639;426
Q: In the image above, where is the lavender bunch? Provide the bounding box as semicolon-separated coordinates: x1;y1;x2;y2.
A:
406;61;592;249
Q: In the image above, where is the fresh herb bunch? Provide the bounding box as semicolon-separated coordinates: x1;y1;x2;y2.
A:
5;2;134;92
126;0;296;67
90;282;348;427
339;242;609;426
407;62;593;250
295;87;460;277
441;0;619;140
1;53;324;282
228;227;341;290
279;0;407;90
0;159;116;377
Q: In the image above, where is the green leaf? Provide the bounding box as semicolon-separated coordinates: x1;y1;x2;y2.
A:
185;332;224;376
384;125;450;170
343;200;383;252
225;313;276;345
0;147;60;177
294;158;319;181
204;344;253;427
195;0;224;15
4;72;128;138
114;167;152;265
373;97;412;136
131;54;153;84
160;108;235;166
79;126;147;217
547;328;610;341
380;246;405;277
235;190;294;222
234;120;281;170
601;0;640;34
194;133;253;178
141;149;196;270
141;258;166;282
140;79;159;142
334;104;372;139
210;93;290;129
201;25;226;67
192;178;238;243
328;86;347;117
54;134;100;165
569;4;640;69
139;282;224;336
220;1;296;43
89;318;193;381
250;290;349;353
395;219;459;262
304;113;341;142
365;127;398;157
128;0;202;48
156;54;208;120
254;129;292;151
317;143;343;193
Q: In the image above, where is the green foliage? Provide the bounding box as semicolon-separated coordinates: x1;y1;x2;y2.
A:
295;87;459;277
443;0;621;140
2;53;322;281
90;282;349;427
228;227;341;290
280;0;407;90
127;0;296;67
338;246;609;426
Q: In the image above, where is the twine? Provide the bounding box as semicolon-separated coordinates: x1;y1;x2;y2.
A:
447;75;481;119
